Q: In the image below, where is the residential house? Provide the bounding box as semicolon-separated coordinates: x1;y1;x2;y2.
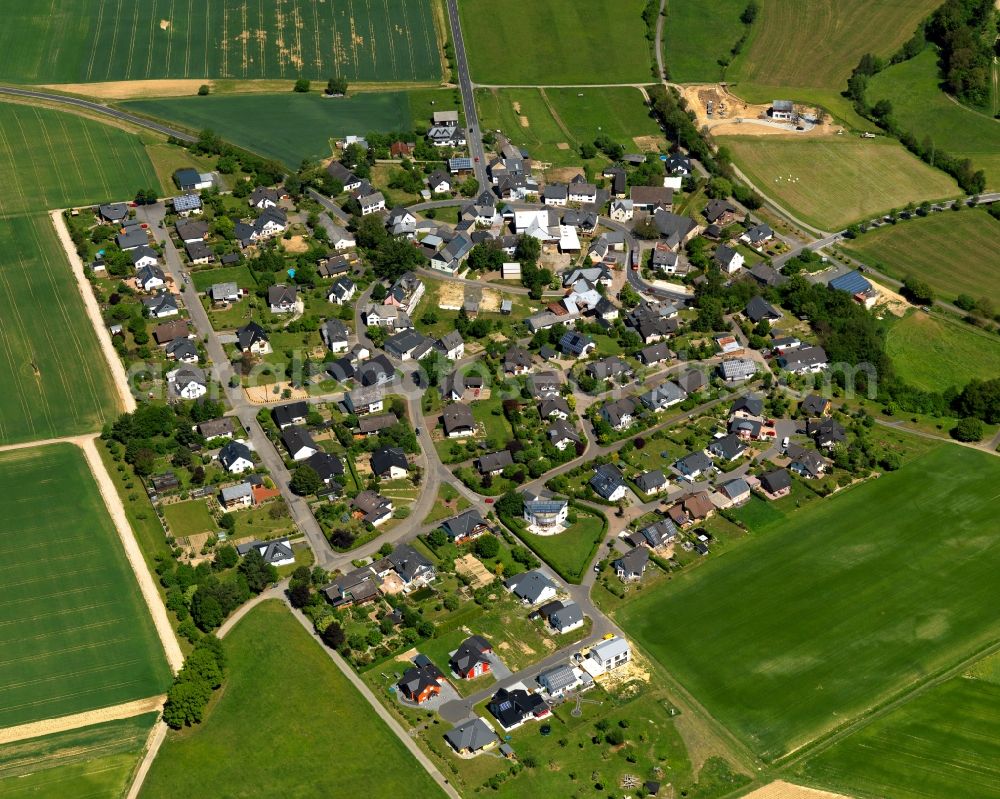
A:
731;394;764;420
441;509;489;544
268;284;297;314
117;227;149;251
437;330;465;360
173;167;212;191
234;208;288;247
387;206;417;237
719;358;757;382
640;382;686;412
786;443;827;479
708;433;747;462
539;397;570;420
477;450;513;476
427;170;452;194
586;356;631;383
358;189;386;216
371;447;408;479
748;262;786;288
522;491;568;531
770;100;797;120
487;687;550;731
503;346;533;376
741;223;774;247
676;370;708;396
249;186;280;209
357;413;397;437
675;450;712;481
444;718;499;755
745;296;782;323
99;202;129;223
506;570;557;606
600;397;638;433
665;153;692;175
210;282;241;304
398;655;444;704
626;518;678;550
529;372;562;399
325;161;362;191
538;664;583;697
165;338;198;363
715;245;744;274
549;602;584;634
328;276;356;305
236;538;295;567
323;567;379;608
219;441;254;474
615;547;649;582
651;210;700;249
281;426;318;461
759;468;792;499
801;394;831;417
320;319;350;353
198;417;235;440
442;403;476;438
543;184;568;207
637;342;674;366
630;185;673;211
154;320;190;345
143;292;179;318
385;329;433;361
704;199;738;225
548;419;581;451
272;401;308;429
236;321;270;355
650;242;683;274
609;198;633;221
635;470;669;495
351;490;394;526
807;417;846;449
167;365;206;399
220;482;253;511
590;463;628;502
780;345;829;375
450;635;493;680
586;637;631;673
429;233;473;274
136;264;165;292
362;303;412;329
680;491;715;522
426;122;465;148
718;477;751;506
380;544;434;587
568;178;597;204
345;385;384;415
130;245;160;271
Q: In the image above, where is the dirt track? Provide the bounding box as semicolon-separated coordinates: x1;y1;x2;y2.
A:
0;695;165;745
741;781;853;799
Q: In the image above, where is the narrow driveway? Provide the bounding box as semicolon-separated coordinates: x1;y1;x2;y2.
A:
445;0;488;187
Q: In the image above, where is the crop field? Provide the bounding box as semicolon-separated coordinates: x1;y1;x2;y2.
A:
459;0;652;85
886;311;1000;393
841;207;1000;309
476;87;660;167
0;103;160;217
0;0;441;84
0;713;157;799
615;444;1000;761
799;662;1000;799
125;91;416;167
0;445;170;730
140;600;442;799
661;0;755;84
729;0;940;92
868;49;1000;191
719;136;959;231
0;215;120;445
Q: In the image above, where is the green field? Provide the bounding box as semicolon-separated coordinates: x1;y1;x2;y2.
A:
662;0;755;84
719;135;959;231
0;445;170;729
190;264;257;292
0;103;160;217
886;311;1000;393
615;444;1000;761
475;87;660;167
0;0;440;84
0;713;156;799
124;90;424;167
140;600;442;798
799;665;1000;799
459;0;653;85
519;512;606;584
162;499;216;538
868;49;1000;190
730;0;940;92
841;207;1000;309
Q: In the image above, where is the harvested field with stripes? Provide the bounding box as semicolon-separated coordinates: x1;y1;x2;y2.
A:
0;0;441;84
0;445;171;731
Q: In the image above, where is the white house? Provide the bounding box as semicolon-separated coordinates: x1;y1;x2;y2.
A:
167;366;207;400
715;245;745;275
501;262;521;280
328;277;356;305
219;441;254;474
359;190;386;216
568;181;597;204
522;491;569;533
130;245;160;271
585;637;631;675
609;199;633;222
136;264;165;292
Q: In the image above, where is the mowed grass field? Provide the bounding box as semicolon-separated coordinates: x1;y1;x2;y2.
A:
841;208;1000;308
140;600;443;799
0;102;158;443
662;0;746;84
0;0;440;84
886;311;1000;393
615;444;1000;761
730;0;940;91
475;87;660;167
124;91;417;167
459;0;653;85
0;713;157;799
0;445;170;730
719;136;959;231
868;49;1000;190
799;661;1000;799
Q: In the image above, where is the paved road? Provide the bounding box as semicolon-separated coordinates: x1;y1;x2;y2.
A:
136;204;336;567
444;0;488;188
0;85;196;142
307;188;352;225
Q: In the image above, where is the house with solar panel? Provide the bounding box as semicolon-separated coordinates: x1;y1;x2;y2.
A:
522;491;569;533
829;269;879;308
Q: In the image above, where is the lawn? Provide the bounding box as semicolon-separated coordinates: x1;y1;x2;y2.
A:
471;396;514;446
144;141;222;197
719;135;959;231
139;600;443;799
475;86;660;167
190;264;257;292
162;499;217;538
0;0;440;83
729;0;940;92
886;310;1000;393
799;661;1000;799
0;444;171;729
458;0;653;85
0;713;157;799
841;207;1000;308
124;91;421;168
868;49;1000;190
422;483;471;525
518;511;606;584
615;443;1000;762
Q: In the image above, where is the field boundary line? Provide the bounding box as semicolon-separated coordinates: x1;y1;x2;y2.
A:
78;434;184;672
125;720;168;799
48;210;137;415
0;695;165;746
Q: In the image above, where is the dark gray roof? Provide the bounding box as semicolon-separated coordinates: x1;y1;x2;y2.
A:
219;440;252;469
441;509;486;541
635;470;667;492
272;401;308;427
745;295;782;323
371;447;407;477
505;570;556;603
761;468;791;494
444;717;497;752
477;450;513;473
550;601;583;629
615;546;649;577
236;321;268;350
590;463;625;499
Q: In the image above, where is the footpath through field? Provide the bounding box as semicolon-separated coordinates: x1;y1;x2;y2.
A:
0;695;165;746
